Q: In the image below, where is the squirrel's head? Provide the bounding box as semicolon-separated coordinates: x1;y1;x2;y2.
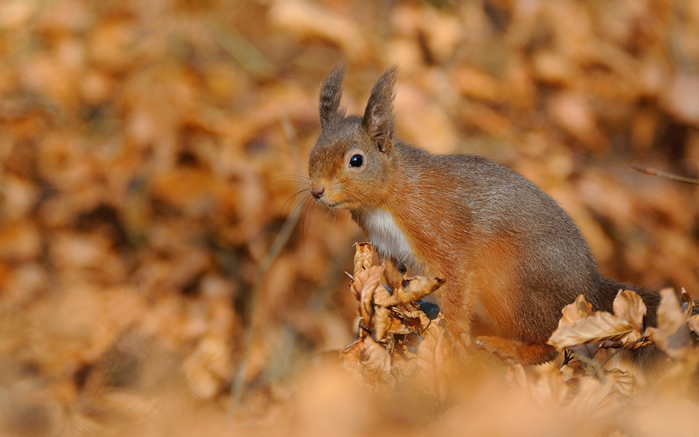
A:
308;65;398;210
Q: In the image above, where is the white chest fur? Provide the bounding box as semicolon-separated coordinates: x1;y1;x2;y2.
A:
362;209;416;268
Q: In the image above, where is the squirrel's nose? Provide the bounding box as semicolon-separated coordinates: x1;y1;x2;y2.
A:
310;184;325;199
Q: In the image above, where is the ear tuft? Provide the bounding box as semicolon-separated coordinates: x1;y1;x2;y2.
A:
319;63;347;129
362;66;398;152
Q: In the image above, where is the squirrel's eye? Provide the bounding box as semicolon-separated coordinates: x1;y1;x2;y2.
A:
349;154;364;168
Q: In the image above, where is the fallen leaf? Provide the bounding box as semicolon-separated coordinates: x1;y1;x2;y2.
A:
645;288;692;359
548;291;648;352
353;266;384;324
393;276;446;305
416;315;451;404
268;0;368;62
558;294;595;328
361;337;393;384
663;73;699;125
374;276;445;307
353;242;374;277
372;306;391;341
679;288;695;320
612;289;647;333
340;339;364;365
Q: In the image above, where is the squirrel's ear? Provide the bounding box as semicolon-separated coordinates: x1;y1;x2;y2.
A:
319;64;347;129
363;66;397;152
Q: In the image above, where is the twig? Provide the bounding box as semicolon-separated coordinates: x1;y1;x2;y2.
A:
631;164;699;185
599;337;650;366
231;116;302;403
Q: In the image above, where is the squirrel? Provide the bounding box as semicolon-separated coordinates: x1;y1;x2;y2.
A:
308;64;673;366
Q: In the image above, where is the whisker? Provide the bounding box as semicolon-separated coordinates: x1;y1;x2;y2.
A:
303;196;315;245
280;188;311;215
269;174;309;183
282;193;310;225
266;174;309;190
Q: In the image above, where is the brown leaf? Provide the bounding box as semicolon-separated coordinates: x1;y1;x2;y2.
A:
452;67;502;103
268;0;369;62
361;337;392;384
548;310;636;351
385;276;445;306
565;368;635;418
390;343;418;382
372;306;391;341
612;289;646;332
372;286;394;307
182;335;231;399
679;288;695;320
645;288;692;359
607;369;635;401
663;73;699;124
353;242;374;277
545;91;607;151
548;291;648;351
390;303;426;334
350;265;383;315
558;294;594;328
416;315;452;404
385;312;414;336
340;339;364;365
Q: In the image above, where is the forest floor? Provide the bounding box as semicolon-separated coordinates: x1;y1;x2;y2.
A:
1;1;699;436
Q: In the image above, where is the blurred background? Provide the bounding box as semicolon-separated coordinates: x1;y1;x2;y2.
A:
1;0;698;435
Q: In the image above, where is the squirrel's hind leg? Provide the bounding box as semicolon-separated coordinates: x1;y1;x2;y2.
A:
474;336;557;366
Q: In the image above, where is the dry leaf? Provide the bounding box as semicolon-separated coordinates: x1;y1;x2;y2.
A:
548;291;648;352
372;306;391;341
353;242;374;277
548;308;621;350
645;288;692;359
6;2;699;434
663;73;699;124
607;369;635;400
679;288;695;320
341;242;450;398
416;315;451;404
268;0;368;61
612;290;646;332
393;276;446;305
340;339;364;365
558;294;595;328
566;368;635;417
361;337;393;384
385;310;415;336
390;344;418;382
372;286;394;307
350;265;383;317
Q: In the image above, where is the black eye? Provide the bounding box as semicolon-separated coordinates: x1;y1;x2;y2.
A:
349;154;364;168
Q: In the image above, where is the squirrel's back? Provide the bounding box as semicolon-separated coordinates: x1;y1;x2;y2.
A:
388;143;607;342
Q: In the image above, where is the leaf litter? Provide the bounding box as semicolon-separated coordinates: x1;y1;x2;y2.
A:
1;0;699;436
338;243;699;428
341;243;449;401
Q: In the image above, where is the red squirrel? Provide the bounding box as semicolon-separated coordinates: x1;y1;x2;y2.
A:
308;65;666;366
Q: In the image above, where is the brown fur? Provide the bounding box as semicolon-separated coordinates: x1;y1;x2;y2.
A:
308;65;669;366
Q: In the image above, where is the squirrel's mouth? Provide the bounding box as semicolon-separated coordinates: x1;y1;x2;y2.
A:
316;199;347;209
